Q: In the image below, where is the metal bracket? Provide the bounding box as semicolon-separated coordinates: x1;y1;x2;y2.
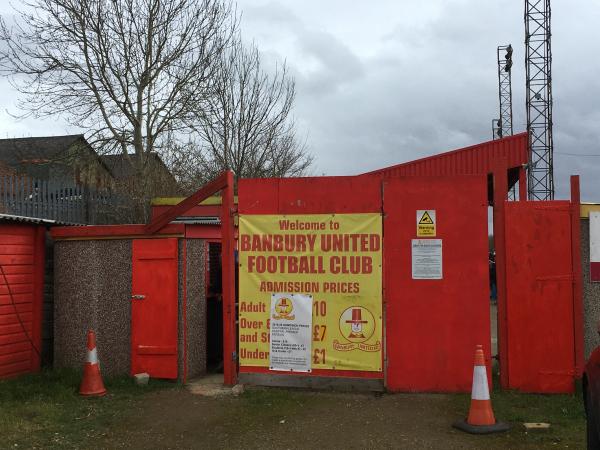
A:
131;294;146;300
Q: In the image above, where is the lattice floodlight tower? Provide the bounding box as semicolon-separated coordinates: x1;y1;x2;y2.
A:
496;45;514;140
525;0;554;200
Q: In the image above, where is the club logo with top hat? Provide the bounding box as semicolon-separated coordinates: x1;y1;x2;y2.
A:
272;296;295;320
333;306;380;352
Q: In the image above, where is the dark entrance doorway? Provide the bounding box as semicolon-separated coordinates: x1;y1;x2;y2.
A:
206;241;223;372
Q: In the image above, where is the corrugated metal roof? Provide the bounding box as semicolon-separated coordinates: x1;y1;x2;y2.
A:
362;133;528;178
0;213;76;226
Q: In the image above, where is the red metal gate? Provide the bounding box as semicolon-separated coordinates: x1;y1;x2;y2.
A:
384;176;490;392
504;201;580;393
131;238;178;379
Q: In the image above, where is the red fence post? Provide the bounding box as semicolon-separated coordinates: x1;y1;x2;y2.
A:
31;226;45;372
570;175;584;377
221;171;237;385
493;158;509;389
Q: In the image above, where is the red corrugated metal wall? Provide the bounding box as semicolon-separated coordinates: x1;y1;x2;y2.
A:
0;224;44;378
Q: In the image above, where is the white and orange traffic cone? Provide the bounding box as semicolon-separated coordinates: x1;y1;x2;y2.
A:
453;344;509;434
79;330;107;397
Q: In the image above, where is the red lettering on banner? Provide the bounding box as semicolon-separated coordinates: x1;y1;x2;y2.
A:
330;256;373;274
240;234;250;251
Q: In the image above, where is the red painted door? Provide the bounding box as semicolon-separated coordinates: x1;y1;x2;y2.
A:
384;176;490;392
504;201;575;393
131;238;178;379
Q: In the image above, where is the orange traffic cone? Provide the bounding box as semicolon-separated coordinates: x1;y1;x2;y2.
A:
453;345;509;434
79;330;107;397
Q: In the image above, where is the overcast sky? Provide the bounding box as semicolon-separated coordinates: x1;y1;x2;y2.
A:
1;0;599;200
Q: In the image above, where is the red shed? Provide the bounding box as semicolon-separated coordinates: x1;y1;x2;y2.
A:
0;214;48;379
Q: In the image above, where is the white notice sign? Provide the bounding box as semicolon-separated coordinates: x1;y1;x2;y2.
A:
412;239;443;279
590;212;600;282
269;293;313;372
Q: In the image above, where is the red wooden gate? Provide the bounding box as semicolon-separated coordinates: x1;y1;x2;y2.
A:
504;201;579;393
131;238;178;379
384;176;490;392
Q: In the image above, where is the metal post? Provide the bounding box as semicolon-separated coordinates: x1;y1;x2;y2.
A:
221;171;237;386
570;175;584;378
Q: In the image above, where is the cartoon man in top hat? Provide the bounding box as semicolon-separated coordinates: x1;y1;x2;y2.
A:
273;297;294;320
346;308;368;339
277;298;290;314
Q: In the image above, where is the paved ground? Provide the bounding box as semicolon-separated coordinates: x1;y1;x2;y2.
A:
92;384;583;450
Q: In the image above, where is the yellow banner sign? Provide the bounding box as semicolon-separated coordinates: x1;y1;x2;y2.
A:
238;213;382;372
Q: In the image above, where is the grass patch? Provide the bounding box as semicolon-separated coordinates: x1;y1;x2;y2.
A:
0;368;175;449
450;384;585;448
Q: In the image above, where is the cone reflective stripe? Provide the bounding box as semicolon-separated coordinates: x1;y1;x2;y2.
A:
466;345;495;426
79;330;107;397
87;348;98;364
471;365;490;400
452;344;509;434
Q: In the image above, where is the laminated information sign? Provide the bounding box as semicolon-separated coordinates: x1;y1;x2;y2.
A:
239;213;383;373
269;293;313;372
412;239;443;279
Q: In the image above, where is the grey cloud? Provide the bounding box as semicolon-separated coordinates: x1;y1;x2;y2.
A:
1;0;599;202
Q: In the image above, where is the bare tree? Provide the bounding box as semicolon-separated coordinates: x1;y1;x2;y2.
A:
0;0;236;216
189;39;312;182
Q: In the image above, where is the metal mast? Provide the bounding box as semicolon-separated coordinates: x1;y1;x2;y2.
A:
496;45;514;139
525;0;554;200
496;45;516;199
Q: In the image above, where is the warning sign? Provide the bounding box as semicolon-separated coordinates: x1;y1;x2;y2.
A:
417;210;436;237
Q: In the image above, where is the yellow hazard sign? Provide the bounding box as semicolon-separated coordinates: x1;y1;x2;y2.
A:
417;210;436;236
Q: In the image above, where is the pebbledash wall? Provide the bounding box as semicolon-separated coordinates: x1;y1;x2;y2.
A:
581;205;600;358
53;238;206;380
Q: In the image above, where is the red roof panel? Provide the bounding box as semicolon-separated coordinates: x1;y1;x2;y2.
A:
362;133;528;178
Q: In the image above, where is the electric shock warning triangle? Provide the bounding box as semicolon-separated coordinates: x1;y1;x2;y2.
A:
418;211;434;225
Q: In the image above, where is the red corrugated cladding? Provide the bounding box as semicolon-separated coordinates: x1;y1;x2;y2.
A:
0;223;45;379
363;133;528;178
